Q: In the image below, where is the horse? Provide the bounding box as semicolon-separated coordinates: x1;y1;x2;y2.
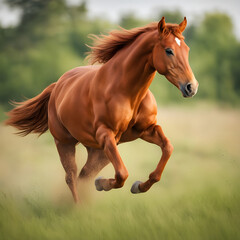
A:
6;17;198;203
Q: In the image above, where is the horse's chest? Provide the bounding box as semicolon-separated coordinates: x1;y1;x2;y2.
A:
112;106;133;130
94;97;137;137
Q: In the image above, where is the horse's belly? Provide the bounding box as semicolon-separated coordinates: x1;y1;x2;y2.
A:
119;127;141;143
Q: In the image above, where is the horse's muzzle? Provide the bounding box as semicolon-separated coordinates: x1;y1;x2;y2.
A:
180;82;198;98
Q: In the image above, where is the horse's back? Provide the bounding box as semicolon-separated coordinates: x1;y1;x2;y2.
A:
55;65;100;101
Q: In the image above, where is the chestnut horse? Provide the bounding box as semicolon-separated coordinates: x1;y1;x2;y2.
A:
6;17;198;203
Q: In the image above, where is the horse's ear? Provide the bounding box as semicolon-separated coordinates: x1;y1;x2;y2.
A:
158;17;166;35
179;17;187;32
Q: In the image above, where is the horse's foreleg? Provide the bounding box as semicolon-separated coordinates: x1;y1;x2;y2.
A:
94;126;129;191
131;125;173;193
79;147;109;180
55;139;79;203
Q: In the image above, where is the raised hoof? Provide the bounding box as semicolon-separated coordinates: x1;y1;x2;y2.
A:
131;181;142;194
95;176;104;191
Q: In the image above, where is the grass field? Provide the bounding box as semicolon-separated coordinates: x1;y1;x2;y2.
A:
0;104;240;240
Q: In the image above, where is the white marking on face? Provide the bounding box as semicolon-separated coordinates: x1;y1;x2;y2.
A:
175;37;181;46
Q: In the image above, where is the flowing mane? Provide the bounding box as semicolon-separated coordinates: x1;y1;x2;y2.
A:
87;22;184;64
87;23;158;64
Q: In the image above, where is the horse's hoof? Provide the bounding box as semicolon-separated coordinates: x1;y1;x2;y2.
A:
131;181;142;194
95;176;104;191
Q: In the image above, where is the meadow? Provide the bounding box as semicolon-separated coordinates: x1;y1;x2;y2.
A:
0;104;240;240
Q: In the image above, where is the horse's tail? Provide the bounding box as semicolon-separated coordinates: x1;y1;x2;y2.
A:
5;83;56;136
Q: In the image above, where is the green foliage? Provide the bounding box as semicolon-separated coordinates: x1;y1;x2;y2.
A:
119;13;149;29
0;1;239;108
0;0;114;108
158;9;184;23
0;186;239;240
188;13;240;104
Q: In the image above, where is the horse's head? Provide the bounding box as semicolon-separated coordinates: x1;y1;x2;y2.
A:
152;17;198;98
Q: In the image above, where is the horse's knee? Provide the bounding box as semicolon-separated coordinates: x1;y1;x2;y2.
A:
65;175;72;185
65;171;76;185
163;140;174;156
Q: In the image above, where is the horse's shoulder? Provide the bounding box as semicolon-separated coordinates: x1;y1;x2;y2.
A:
133;90;157;130
140;90;157;112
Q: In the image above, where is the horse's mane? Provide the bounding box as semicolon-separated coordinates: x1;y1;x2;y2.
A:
87;22;183;64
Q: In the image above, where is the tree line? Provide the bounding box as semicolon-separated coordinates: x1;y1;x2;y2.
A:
0;0;239;110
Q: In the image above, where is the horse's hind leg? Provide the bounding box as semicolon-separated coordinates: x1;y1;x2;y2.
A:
55;139;79;203
79;147;109;180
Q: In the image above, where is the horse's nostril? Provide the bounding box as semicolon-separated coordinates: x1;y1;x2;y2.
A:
186;83;192;93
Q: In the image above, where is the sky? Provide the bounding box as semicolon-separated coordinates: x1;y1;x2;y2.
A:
0;0;240;38
84;0;240;38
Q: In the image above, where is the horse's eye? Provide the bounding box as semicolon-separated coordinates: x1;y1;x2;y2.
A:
165;48;174;56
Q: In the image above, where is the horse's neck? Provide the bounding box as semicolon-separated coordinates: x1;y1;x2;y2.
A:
105;30;157;105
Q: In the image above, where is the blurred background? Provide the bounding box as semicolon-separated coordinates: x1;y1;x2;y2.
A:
0;0;240;112
0;1;239;240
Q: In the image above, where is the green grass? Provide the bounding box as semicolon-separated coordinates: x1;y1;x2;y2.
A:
0;105;240;240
